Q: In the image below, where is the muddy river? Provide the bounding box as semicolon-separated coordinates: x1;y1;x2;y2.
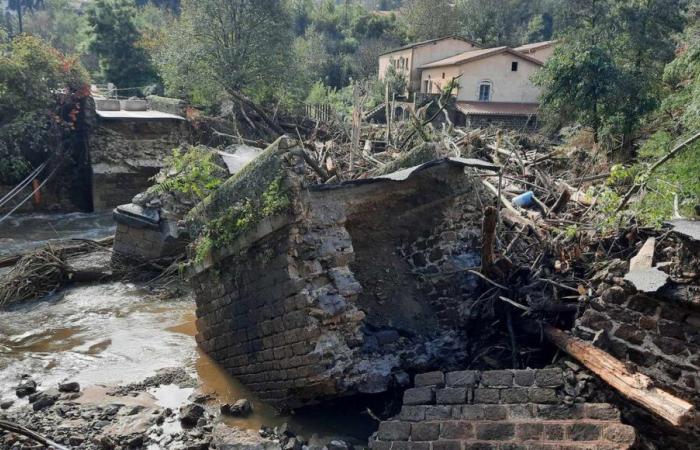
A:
0;213;375;444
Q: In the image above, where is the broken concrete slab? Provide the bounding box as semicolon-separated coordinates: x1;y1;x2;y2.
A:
625;238;669;293
667;219;700;243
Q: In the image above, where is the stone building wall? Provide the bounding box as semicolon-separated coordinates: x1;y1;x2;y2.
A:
369;368;636;449
85;100;190;211
189;138;500;408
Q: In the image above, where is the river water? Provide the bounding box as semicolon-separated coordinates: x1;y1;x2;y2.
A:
0;213;375;443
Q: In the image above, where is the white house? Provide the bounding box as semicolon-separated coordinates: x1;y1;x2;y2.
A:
378;36;481;94
378;37;556;127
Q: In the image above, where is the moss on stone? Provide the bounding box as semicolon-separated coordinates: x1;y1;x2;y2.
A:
187;136;299;263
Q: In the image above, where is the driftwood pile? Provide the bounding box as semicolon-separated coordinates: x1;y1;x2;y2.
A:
0;237;113;308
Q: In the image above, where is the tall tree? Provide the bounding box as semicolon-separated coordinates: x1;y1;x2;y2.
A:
157;0;293;107
86;0;158;90
401;0;460;40
535;0;685;149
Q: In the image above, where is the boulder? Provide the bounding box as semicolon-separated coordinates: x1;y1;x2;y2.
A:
58;381;81;393
32;388;60;411
221;399;252;417
180;403;205;426
15;379;37;398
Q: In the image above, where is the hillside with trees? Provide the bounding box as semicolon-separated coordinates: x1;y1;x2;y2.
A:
0;0;698;224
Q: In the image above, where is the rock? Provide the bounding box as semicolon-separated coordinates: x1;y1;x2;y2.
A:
102;403;122;417
275;422;294;438
32;389;60;411
180;403;205;426
0;400;13;409
222;399;252;417
58;381;81;393
15;379;37;398
214;424;283;450
284;437;302;450
69;434;86;446
328;440;350;450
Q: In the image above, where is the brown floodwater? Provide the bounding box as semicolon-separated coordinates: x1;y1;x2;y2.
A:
0;213;376;443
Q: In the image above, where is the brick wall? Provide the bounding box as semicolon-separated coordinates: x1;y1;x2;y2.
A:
369;369;636;450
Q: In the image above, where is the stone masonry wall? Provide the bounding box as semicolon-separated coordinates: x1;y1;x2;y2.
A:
369;369;636;450
190;146;497;408
572;232;700;449
87;114;190;210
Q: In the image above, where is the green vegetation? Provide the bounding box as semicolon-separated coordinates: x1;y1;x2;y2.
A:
150;146;227;200
86;0;159;93
193;175;290;264
0;32;89;183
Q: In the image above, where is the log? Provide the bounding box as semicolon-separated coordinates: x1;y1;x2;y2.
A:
544;325;695;427
481;206;498;277
0;419;69;450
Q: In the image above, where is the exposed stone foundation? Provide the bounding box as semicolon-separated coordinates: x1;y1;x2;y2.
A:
369;369;636;449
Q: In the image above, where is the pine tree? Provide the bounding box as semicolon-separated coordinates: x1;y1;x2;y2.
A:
87;0;158;91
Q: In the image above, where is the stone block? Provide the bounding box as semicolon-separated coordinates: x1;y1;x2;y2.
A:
513;370;535;387
411;422;440;441
528;388;558;404
602;424;636;444
458;405;485;420
409;443;430;450
436;388;467;404
398;405;425;422
425;405;452;420
544;424;565;440
584;404;620;421
446;370;479;387
415;371;445;387
534;368;563;388
473;388;499;404
500;388;529;404
403;387;435;405
536;404;584;420
568;423;601;441
516;423;543;441
440;421;474;439
482;405;507;420
377;421;411;441
481;370;513;387
369;440;391;450
475;423;515;441
507;404;534;420
463;445;497;450
433;441;461;450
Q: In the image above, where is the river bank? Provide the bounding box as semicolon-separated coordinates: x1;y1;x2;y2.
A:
0;213;376;449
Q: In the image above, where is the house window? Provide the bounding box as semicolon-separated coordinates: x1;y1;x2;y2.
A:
424;80;429;92
511;61;519;71
478;82;491;101
442;72;445;79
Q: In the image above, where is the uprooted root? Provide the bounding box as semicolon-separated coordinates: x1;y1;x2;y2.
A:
0;246;68;308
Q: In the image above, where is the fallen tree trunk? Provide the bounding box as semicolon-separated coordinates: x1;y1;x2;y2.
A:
544;325;695;427
0;419;69;450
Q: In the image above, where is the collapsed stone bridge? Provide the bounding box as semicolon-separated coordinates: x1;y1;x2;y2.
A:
187;137;500;408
